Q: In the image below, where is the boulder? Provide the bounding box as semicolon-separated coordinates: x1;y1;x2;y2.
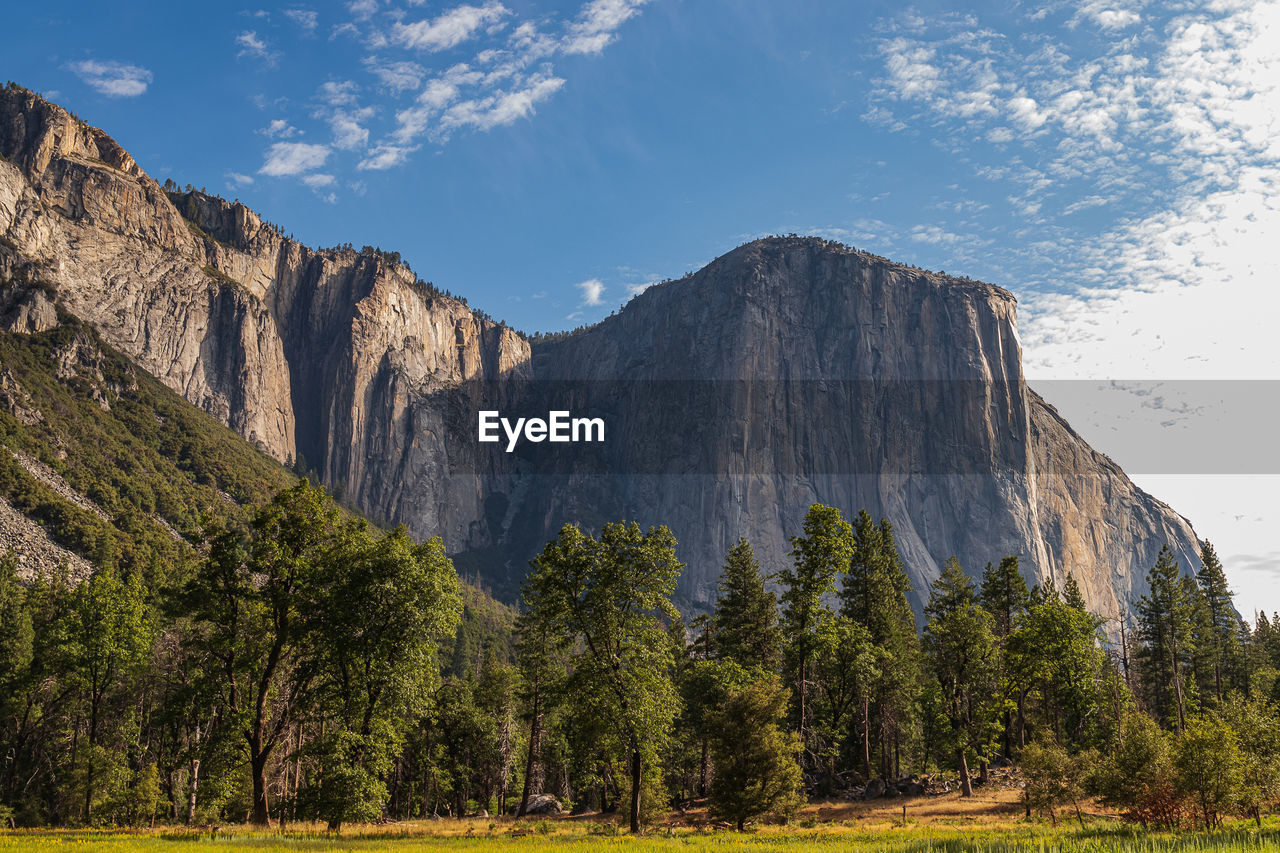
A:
521;794;564;816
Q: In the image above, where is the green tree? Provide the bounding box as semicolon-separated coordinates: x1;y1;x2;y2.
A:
183;480;342;825
514;564;570;817
1092;711;1182;827
311;525;461;829
1020;736;1086;826
811;616;879;786
781;504;853;765
1195;541;1242;702
0;553;35;816
525;522;683;833
707;674;803;830
1063;573;1088;613
712;538;782;672
922;557;1003;797
980;557;1028;640
1174;715;1242;828
53;565;151;823
980;556;1028;759
1218;696;1280;826
840;513;919;780
1007;588;1105;749
1136;546;1198;731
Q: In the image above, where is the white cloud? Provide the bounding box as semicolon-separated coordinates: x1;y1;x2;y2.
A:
1073;1;1143;31
284;8;319;33
392;2;510;52
259;142;331;176
226;171;255;187
236;30;279;65
357;144;417;170
68;60;152;97
347;0;377;21
319;80;361;106
562;0;647;55
302;173;335;187
576;278;605;306
329;111;371;149
437;72;565;135
260;118;299;138
365;58;427;93
239;0;647;176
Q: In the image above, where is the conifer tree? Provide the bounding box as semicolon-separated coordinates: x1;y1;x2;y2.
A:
981;556;1029;758
781;505;853;767
980;557;1028;640
922;558;1003;796
1195;541;1241;702
840;513;919;779
712;538;782;672
1063;573;1089;614
1136;546;1199;732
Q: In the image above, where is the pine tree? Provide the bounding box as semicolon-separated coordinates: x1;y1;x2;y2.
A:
1195;541;1241;702
706;674;803;830
922;558;1004;796
1063;574;1088;614
780;505;853;767
840;513;919;779
981;556;1029;759
712;538;782;672
980;557;1029;639
1135;546;1198;731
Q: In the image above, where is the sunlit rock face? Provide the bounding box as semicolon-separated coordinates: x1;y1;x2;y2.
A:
0;86;1200;623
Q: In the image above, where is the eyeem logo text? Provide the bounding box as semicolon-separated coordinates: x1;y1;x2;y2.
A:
478;410;605;452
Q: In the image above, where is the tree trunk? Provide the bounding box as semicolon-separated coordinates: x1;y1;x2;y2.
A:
250;750;271;825
861;696;871;780
957;751;973;797
699;738;709;796
798;655;808;765
518;698;540;817
186;757;200;825
629;749;642;833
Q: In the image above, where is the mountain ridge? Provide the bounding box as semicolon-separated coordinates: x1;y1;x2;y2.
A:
0;83;1203;625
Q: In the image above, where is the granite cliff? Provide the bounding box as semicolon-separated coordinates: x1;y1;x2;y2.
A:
0;85;1201;623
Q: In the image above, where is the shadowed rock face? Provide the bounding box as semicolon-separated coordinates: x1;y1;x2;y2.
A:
0;85;1201;624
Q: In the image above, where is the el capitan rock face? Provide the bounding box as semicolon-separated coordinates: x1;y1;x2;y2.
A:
0;85;1201;622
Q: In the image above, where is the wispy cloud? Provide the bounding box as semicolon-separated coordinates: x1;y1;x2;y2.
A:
392;2;510;52
260;142;331;176
365;58;428;93
68;60;152;97
357;144;417;170
259;118;299;139
862;1;1280;383
236;30;280;65
284;7;319;33
562;0;648;55
244;0;648;186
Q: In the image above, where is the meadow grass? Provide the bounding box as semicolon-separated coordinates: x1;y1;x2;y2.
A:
5;819;1280;852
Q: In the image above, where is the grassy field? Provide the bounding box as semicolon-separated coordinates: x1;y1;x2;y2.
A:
5;789;1280;852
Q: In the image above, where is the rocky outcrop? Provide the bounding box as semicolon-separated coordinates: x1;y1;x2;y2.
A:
0;83;528;548
0;496;93;581
0;85;1202;624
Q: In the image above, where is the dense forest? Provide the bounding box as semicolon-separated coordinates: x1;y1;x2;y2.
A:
3;480;1278;832
2;306;1279;834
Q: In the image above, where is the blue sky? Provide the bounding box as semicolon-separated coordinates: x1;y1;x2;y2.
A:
8;0;1280;608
